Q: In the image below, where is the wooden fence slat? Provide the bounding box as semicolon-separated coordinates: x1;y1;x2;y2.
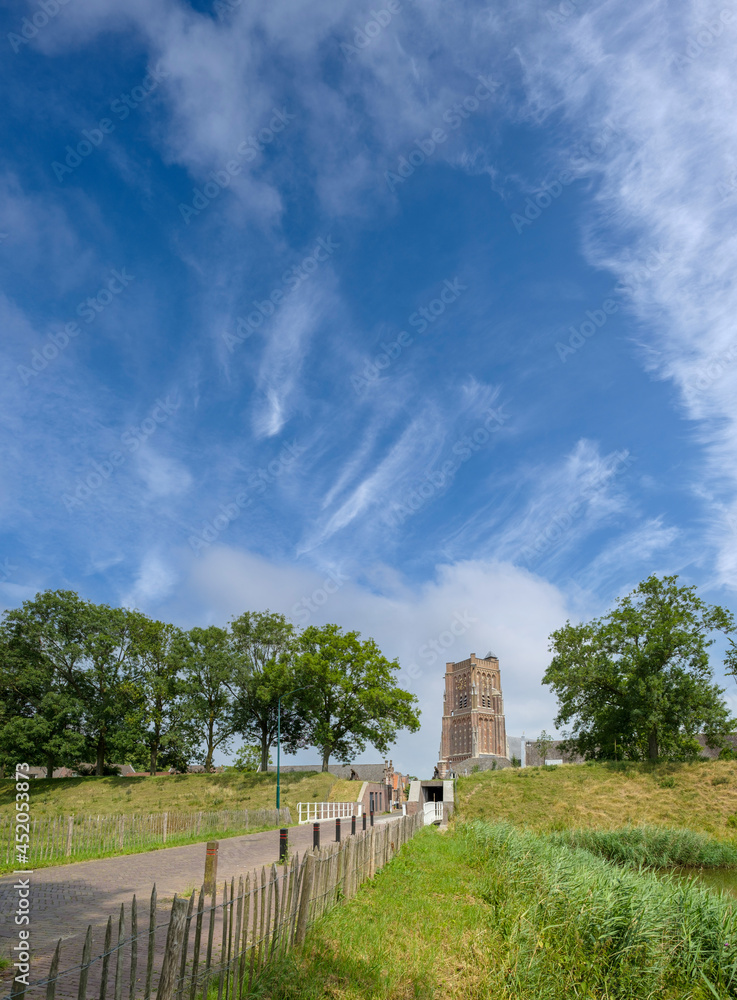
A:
268;865;278;960
155;897;189;1000
187;889;205;1000
237;875;250;1000
77;926;93;1000
175;892;195;1000
294;853;315;947
256;867;266;973
113;905;125;1000
129;896;137;1000
200;884;217;1000
44;939;61;1000
216;882;228;1000
99;915;113;1000
144;885;157;1000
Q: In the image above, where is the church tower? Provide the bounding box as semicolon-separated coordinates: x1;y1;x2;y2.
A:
437;652;507;776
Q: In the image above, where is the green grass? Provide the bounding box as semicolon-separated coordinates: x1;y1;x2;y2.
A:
552;825;737;869
252;824;737;999
458;758;737;838
0;770;339;820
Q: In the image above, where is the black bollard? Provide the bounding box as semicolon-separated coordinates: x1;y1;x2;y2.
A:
279;827;288;862
313;821;320;849
370;809;374;827
362;812;366;831
351;815;356;836
335;817;341;842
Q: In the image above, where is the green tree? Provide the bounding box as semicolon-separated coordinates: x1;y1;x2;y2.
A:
535;730;554;765
229;744;272;772
0;632;86;777
229;611;303;772
132;618;196;775
543;575;736;762
178;626;236;771
295;624;420;771
1;590;143;775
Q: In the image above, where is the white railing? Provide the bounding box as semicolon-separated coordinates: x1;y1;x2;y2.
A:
423;801;444;825
297;801;359;824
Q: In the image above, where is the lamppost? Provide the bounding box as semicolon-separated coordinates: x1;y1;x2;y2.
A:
276;685;313;811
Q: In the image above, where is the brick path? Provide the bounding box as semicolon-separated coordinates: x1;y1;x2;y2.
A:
0;815;400;994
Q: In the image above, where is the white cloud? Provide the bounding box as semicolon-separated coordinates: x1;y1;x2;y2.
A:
165;544;573;775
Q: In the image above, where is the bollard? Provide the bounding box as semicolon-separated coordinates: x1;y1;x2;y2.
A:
370;809;374;827
335;817;341;842
204;840;218;896
351;815;356;836
313;821;320;849
279;827;288;862
362;812;366;831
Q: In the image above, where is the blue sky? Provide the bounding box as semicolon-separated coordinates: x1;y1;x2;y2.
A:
2;0;737;776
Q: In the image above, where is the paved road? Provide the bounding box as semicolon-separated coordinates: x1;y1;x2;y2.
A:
0;815;400;993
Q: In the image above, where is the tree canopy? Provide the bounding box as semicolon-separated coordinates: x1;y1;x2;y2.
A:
295;624;421;771
1;589;419;776
543;574;736;762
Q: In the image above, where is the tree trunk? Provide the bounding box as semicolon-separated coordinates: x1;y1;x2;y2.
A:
46;753;54;779
150;745;158;776
648;727;658;761
321;747;330;772
96;736;105;776
260;738;270;773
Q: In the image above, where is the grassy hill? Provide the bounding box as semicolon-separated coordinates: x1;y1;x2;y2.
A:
457;758;737;838
0;769;360;821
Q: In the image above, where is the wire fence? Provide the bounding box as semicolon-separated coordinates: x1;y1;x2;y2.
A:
0;809;292;868
3;811;423;1000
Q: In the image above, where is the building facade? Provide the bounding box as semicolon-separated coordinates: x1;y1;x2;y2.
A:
437;652;508;776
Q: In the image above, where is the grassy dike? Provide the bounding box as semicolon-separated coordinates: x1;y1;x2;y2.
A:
0;770;343;821
254;824;737;999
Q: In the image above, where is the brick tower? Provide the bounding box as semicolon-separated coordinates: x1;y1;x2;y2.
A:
437;652;507;776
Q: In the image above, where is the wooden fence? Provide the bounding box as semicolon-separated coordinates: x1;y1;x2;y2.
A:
4;812;423;1000
0;808;291;868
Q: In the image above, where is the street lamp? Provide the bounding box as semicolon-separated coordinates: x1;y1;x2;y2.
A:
276;685;313;811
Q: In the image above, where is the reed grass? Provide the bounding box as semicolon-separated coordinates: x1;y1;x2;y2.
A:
553;824;737;868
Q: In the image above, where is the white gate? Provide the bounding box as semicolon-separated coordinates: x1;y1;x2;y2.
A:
423;801;444;825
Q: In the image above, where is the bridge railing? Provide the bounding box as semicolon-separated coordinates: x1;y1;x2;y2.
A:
297;801;360;824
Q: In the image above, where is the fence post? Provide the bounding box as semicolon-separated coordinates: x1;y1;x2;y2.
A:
162;812;168;845
312;822;320;850
368;828;376;879
204;841;218;896
295;853;315;946
156;897;189;1000
279;828;288;863
66;815;74;858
